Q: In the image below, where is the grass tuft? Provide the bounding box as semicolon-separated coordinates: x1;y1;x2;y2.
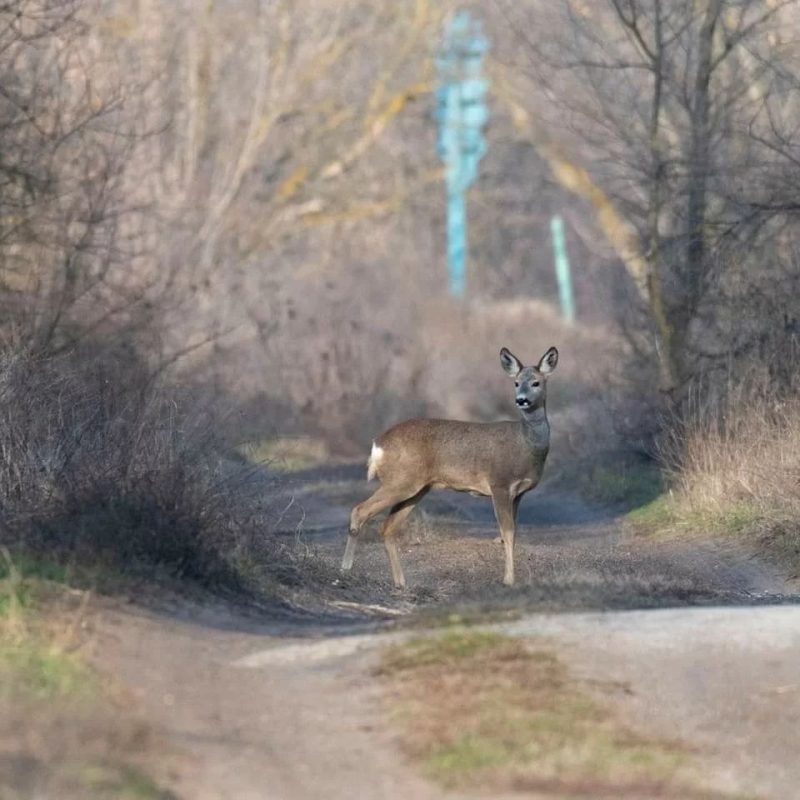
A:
0;550;94;701
381;630;510;672
625;494;676;530
0;550;176;799
0;639;94;700
238;435;330;472
582;462;663;508
79;763;178;799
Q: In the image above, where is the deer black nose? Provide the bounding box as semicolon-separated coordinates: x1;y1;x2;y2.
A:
516;397;528;407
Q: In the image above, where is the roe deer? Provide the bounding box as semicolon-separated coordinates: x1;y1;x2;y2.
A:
340;346;558;587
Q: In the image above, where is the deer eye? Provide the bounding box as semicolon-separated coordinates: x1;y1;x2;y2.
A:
514;381;519;388
532;381;540;388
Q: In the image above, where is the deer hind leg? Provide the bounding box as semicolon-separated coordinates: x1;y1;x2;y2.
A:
341;482;422;573
381;487;430;589
491;488;517;586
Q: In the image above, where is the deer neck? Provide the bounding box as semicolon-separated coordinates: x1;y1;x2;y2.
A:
519;402;550;451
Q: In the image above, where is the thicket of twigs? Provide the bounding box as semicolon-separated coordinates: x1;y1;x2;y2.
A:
0;343;289;592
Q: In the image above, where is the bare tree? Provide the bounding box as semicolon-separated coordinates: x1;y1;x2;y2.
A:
0;0;158;353
496;0;800;395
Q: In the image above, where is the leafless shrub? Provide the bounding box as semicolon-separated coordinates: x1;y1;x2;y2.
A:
254;293;428;454
0;0;158;355
0;343;284;592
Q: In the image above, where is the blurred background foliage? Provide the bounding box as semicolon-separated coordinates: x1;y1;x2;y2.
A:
0;0;799;550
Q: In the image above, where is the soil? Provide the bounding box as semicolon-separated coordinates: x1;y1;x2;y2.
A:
86;464;800;800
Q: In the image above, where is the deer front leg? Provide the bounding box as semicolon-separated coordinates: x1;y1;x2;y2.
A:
491;488;517;586
494;495;521;544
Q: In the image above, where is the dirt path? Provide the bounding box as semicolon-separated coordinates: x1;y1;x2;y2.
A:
503;605;800;799
277;464;791;612
90;605;454;800
87;467;800;800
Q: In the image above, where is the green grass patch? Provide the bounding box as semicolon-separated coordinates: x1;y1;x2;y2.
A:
0;551;177;799
0;551;75;617
714;502;763;534
79;763;178;799
0;576;33;618
0;638;95;700
401;607;524;631
672;501;763;537
0;547;106;619
626;495;763;537
0;554;96;702
582;461;663;508
625;494;676;530
0;542;175;602
381;629;738;797
0;552;70;584
625;491;800;579
381;629;508;672
427;733;511;774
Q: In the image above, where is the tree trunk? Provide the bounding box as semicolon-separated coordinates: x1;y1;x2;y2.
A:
677;0;722;387
644;0;678;393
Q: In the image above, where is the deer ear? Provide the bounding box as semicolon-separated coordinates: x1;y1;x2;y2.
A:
499;347;523;378
537;346;559;374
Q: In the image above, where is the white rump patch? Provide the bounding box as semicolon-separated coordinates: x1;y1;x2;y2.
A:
367;442;384;480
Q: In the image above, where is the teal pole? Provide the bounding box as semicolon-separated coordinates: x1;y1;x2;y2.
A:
550;215;575;323
446;187;466;296
436;11;488;298
443;67;466;297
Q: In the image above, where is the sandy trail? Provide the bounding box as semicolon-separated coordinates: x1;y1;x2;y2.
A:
91;605;459;800
88;466;800;799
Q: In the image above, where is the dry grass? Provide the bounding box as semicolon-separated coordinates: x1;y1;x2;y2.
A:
378;629;739;799
658;385;800;571
238;435;332;472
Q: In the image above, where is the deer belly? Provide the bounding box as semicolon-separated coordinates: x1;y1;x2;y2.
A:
431;481;491;497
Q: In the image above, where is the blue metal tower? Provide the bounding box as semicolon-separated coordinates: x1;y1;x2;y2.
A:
436;11;489;297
